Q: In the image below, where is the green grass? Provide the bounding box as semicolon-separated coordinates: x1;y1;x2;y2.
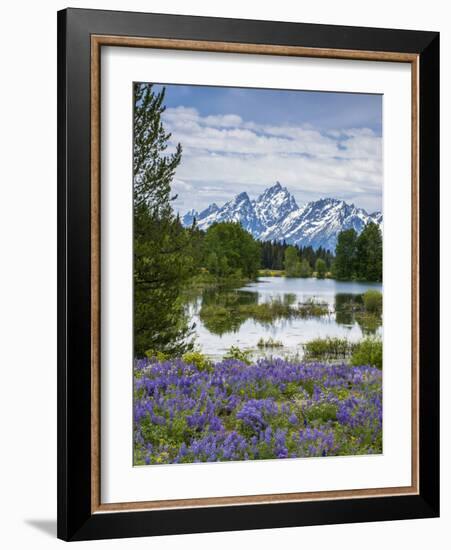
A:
303;337;356;360
350;337;383;369
257;337;284;349
258;269;285;277
303;336;382;369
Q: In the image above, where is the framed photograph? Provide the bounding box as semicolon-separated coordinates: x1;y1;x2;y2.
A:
57;8;439;541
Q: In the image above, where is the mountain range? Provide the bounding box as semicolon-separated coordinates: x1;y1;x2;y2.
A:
181;182;382;252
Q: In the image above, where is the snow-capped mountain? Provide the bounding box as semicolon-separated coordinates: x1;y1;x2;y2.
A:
253;182;299;228
182;203;219;227
182;182;382;252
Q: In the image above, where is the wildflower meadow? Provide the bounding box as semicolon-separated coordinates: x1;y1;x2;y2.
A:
134;357;382;465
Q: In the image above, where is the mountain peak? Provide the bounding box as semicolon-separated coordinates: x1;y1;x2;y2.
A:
258;181;285;199
182;184;382;252
234;191;250;202
181;208;199;226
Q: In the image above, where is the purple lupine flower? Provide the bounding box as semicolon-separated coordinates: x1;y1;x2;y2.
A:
133;357;382;464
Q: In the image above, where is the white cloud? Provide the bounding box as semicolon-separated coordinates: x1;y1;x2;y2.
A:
162;107;382;213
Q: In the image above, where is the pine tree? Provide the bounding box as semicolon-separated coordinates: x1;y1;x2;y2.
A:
333;228;358;280
356;222;383;281
133;83;194;357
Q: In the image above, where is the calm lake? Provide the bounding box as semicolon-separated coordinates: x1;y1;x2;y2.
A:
186;277;383;360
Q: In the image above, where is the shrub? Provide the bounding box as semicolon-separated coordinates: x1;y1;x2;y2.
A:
351;337;383;369
145;349;170;362
181;351;212;371
363;290;382;314
224;346;252;364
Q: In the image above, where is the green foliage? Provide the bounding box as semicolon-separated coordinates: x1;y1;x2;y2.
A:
203;222;261;279
261;240;334;272
355;312;382;334
181;351;212;371
304;337;355;359
284;246;302;277
284;246;321;278
333;228;358;280
224;346;252;364
315;258;327;279
303;402;338;423
261;240;286;270
333;223;382;282
145;349;170;362
282;382;301;399
258;269;284;277
351;337;383;369
133;83;195;357
356;222;383;281
199;293;327;337
299;258;313;278
362;289;383;314
334;292;382;335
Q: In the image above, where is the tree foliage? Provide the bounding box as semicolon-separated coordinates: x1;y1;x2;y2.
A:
315;258;327;279
356;222;383;281
284;246;302;277
299;259;313;278
333;223;382;282
133;83;194;357
203;222;261;279
333;229;358;280
261;240;333;272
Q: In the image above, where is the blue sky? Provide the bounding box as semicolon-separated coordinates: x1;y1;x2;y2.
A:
151;83;383;214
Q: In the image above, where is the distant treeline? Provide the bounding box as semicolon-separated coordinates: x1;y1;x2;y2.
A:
184;225;336;279
261;240;334;272
187;222;382;282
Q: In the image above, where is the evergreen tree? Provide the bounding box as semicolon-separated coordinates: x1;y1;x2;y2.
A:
259;240;335;271
133;83;194;357
356;222;383;281
333;228;358;280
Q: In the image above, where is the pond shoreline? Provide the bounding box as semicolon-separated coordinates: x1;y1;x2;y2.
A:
184;276;382;362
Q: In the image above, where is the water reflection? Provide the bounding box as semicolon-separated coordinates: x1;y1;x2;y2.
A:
184;277;382;360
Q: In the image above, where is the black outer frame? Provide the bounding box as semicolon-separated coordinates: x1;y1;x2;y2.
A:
57;8;439;542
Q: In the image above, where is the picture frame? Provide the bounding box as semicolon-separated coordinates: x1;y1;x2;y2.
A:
57;7;439;541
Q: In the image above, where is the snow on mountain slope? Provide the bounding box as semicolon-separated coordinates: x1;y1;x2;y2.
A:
252;181;299;228
182;182;382;252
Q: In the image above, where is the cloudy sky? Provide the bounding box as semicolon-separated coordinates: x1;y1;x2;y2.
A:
150;83;382;215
